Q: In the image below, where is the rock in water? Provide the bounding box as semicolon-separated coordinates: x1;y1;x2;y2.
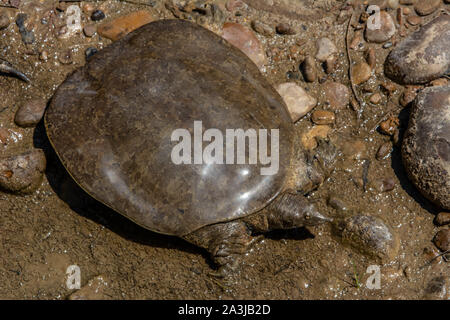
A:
333;214;399;263
402;86;450;210
365;11;396;43
384;15;450;84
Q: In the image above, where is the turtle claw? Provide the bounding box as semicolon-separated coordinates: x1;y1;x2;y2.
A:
0;58;31;83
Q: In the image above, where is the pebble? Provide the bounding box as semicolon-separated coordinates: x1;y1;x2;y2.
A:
91;9;105;21
0;10;10;30
435;212;450;226
83;24;96;37
373;177;396;192
324;56;337;74
340;139;368;160
311;110;335;125
39;50;49;62
366;48;376;69
315;37;337;62
352;62;372;85
333;214;399;263
402;86;450;210
369;92;382;104
85;47;98;60
433;229;450;252
430;78;448;87
327;195;350;213
407;15;421;26
350;30;363;50
14;98;47;128
415;0;441;16
275;23;295;35
301;125;331;150
97;10;154;41
276;82;317;123
365;11;396;43
222;22;266;69
58;49;73;65
250;20;274;37
400;85;422;107
69;275;109;300
423;276;449;300
385;15;450;84
323;82;350;110
300;56;317;82
376;142;393;160
379;116;399;135
15;13;35;44
0;149;46;194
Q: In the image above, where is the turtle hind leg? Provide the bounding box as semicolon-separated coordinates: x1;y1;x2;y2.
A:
183;221;255;277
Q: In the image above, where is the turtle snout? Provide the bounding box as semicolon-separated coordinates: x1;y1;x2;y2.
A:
303;204;333;226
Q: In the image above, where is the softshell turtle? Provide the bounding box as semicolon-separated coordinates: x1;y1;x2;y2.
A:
45;19;335;275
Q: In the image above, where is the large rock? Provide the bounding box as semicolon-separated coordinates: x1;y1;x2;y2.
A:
384;15;450;84
402;86;450;210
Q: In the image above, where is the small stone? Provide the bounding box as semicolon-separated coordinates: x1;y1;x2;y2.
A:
324;56;337;74
327;195;350;213
435;212;450;226
225;0;244;12
69;275;109;300
82;3;95;14
373;177;396;192
376;142;393;160
0;149;46;194
39;50;49;62
315;37;337;62
222;22;266;68
323;82;350;110
366;48;376;69
423;276;449;300
365;11;396;43
301;125;331;150
301;56;317;82
385;15;450;84
379;116;399;135
369;93;382;104
58;49;73;65
333;214;399;263
83;23;96;37
250;20;274;37
400;85;421;107
97;10;154;41
350;30;363;50
407;15;421;26
276;82;317;123
91;10;105;21
311;110;335;125
340;139;368;160
276;23;295;35
14;98;47;128
0;10;10;30
430;78;448;87
433;229;450;252
352;62;372;85
415;0;441;16
85;47;98;60
380;82;398;95
403;7;411;15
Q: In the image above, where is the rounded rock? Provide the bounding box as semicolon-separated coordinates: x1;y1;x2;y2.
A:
385;15;450;85
0;149;46;194
365;11;396;43
402;86;450;210
14;98;47;128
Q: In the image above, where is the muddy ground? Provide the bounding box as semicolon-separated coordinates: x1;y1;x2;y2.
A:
0;0;449;299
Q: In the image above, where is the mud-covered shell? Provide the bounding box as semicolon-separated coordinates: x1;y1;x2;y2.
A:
402;86;450;210
45;19;294;236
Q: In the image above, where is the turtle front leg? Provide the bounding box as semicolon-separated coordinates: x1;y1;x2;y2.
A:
183;221;255;277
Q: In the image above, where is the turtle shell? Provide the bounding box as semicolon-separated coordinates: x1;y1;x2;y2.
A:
45;19;294;236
